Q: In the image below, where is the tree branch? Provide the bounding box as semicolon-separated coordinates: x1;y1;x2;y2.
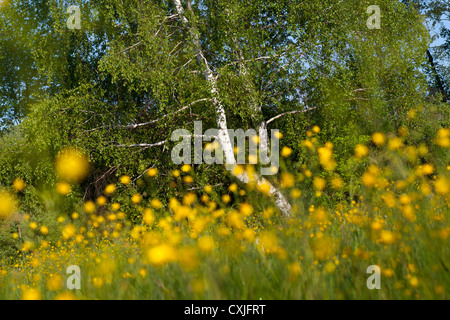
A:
84;98;211;133
112;140;167;148
266;106;320;124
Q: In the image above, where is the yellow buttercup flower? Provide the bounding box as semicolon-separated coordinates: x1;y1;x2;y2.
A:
172;170;181;178
147;244;176;266
354;144;369;159
104;184;116;195
280;173;295;188
318;146;336;171
54;292;77;300
131;193;142;204
55;148;89;183
331;177;343;189
47;274;63;291
435;177;449;195
197;236;215;253
372;132;386;146
21;288;42;300
324;261;336;274
291;188;302;199
239;203;253;216
147;168;158;177
40;226;48;235
222;194;231;203
120;175;131;185
313;177;326;191
62;224;76;239
96;196;107;206
388;137;403;150
12;178;25;192
281;146;292;157
181;164;191;173
83;201;96;213
183;176;194;184
435;128;450;148
150;199;163;209
229;183;238;192
56;181;71;195
0;190;17;219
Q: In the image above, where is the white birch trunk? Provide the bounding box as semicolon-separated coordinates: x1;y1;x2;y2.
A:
173;0;291;216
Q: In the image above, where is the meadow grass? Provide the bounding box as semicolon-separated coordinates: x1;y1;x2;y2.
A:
0;129;449;300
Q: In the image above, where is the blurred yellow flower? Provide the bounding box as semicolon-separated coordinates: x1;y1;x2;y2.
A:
131;193;142;204
0;190;17;219
257;181;271;195
331;177;343;189
54;292;77;300
172;169;181;178
147;244;176;266
150;199;163;209
372;132;386;146
182;193;196;206
47;274;63;291
181;164;191;172
302;140;314;150
381;192;396;208
258;231;279;254
62;224;76;239
183;176;194;184
388;137;403;150
313;177;326;191
362;172;377;187
324;261;336;274
380;230;397;244
354;144;369;159
96;196;107;206
12;178;25;192
281;146;292;157
226;212;244;229
435;128;450;148
84;201;96;213
280;173;295;188
56;181;71;195
291;188;302;199
40;226;48;235
422;164;434;175
435;177;449;195
120;175;131;185
239;203;253;216
197;236;215;253
21;288;42;300
55;148;89;183
104;184;116;195
318;146;336;171
409;276;419;288
147;168;158;177
222;194;231;203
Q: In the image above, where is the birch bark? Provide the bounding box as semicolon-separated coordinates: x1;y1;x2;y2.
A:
173;0;292;216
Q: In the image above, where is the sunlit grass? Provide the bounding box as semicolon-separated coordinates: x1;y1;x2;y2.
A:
0;128;449;300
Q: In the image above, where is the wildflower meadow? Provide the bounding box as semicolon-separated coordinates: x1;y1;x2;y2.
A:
0;0;449;302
